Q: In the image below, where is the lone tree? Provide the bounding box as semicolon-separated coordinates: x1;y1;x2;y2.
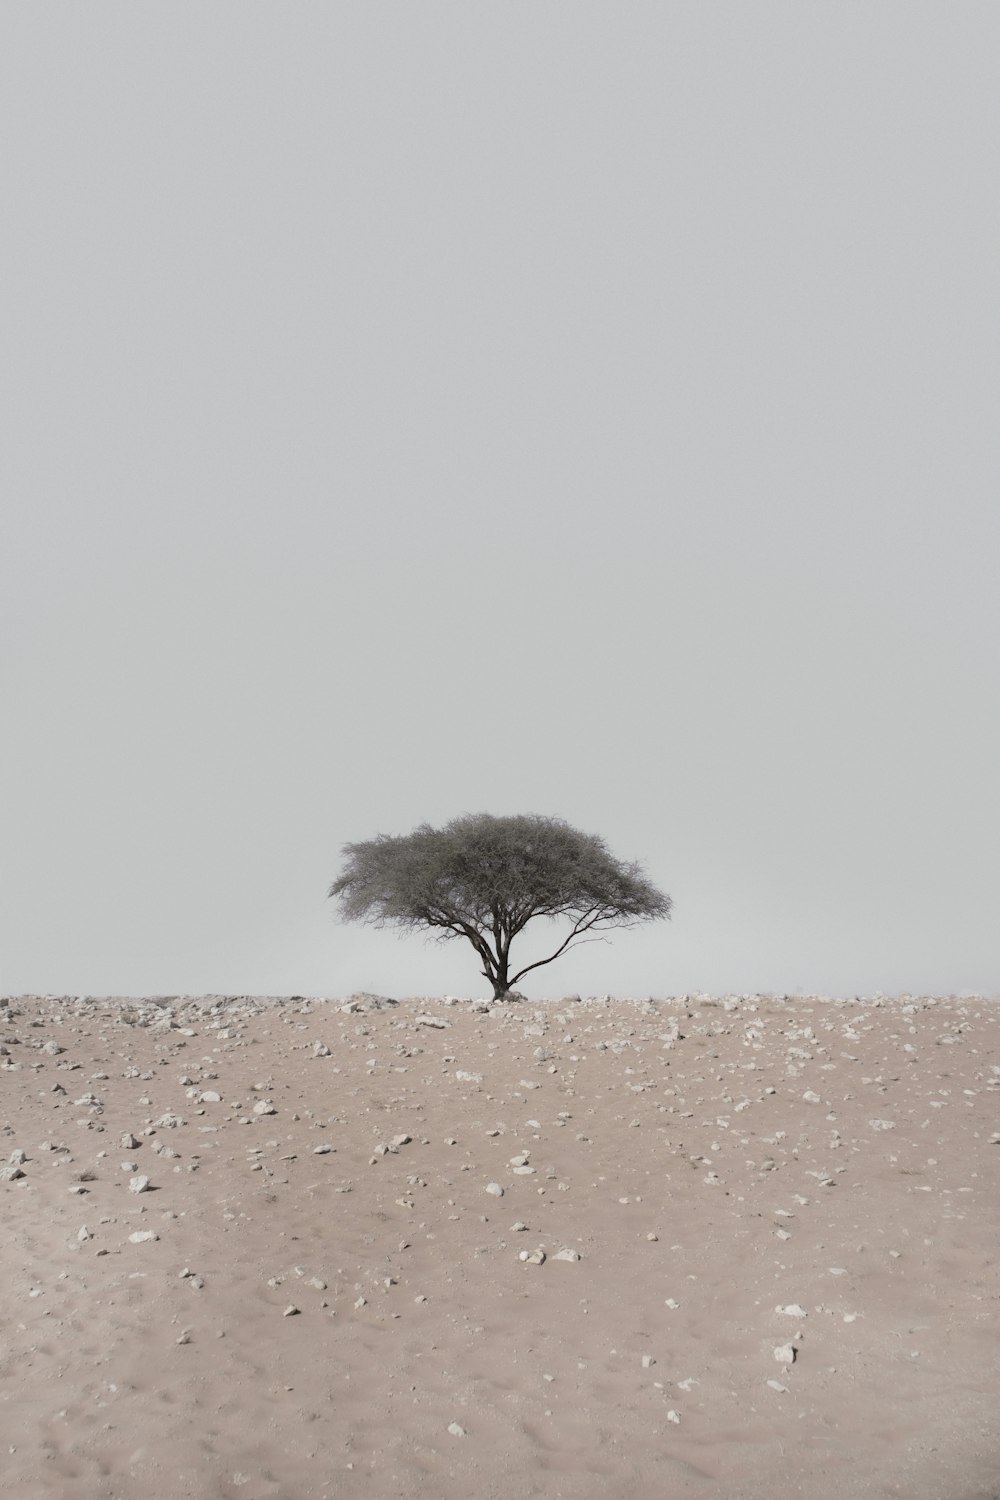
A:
328;812;671;1000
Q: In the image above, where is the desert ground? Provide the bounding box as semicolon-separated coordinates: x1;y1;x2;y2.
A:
1;989;998;1500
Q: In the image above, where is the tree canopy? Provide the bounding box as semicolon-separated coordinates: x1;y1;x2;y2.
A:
328;812;671;999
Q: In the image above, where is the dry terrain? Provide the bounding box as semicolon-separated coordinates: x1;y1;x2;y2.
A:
1;989;998;1500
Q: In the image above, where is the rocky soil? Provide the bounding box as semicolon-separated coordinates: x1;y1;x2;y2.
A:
1;989;998;1500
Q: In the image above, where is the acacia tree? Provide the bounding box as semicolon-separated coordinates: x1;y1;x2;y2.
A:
328;812;671;1000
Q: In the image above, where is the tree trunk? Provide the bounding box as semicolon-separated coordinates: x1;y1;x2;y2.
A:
491;954;510;1001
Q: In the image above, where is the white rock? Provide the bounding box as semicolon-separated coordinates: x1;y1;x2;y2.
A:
485;1182;504;1197
767;1379;788;1392
778;1304;808;1317
868;1119;895;1131
253;1100;277;1116
313;1144;333;1155
773;1344;796;1365
553;1248;581;1262
283;1305;300;1317
120;1134;140;1150
128;1174;151;1194
200;1091;222;1104
455;1071;482;1083
666;1409;681;1424
447;1422;466;1437
128;1230;159;1244
641;1354;655;1368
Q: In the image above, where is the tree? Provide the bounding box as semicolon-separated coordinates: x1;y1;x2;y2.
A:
328;812;671;1000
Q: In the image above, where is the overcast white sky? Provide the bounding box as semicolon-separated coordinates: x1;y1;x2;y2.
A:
2;5;998;1000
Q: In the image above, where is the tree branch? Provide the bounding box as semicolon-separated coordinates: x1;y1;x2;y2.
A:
508;907;609;985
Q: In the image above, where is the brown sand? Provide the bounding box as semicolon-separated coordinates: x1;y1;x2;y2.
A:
1;990;998;1500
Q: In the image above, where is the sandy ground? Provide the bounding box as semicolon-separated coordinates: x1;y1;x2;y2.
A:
1;989;998;1500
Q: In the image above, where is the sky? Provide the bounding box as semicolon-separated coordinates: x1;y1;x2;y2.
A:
2;5;998;1001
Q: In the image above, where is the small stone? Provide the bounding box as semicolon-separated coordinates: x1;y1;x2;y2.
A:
664;1298;679;1309
778;1304;808;1317
666;1409;681;1424
553;1248;581;1262
767;1379;787;1393
519;1248;546;1264
511;1221;528;1232
128;1230;159;1243
282;1305;300;1317
485;1182;504;1197
253;1100;277;1116
0;1165;25;1182
120;1134;140;1150
176;1329;193;1345
641;1354;655;1368
200;1091;222;1104
313;1144;333;1155
773;1344;796;1365
447;1423;466;1437
128;1174;151;1194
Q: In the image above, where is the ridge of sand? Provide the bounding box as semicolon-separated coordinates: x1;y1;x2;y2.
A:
1;990;998;1500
